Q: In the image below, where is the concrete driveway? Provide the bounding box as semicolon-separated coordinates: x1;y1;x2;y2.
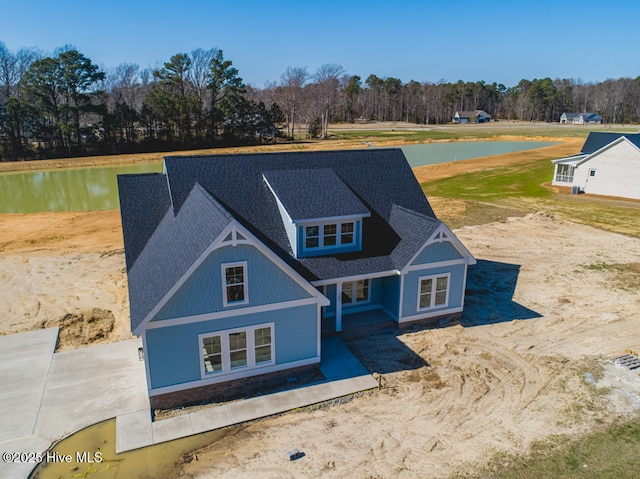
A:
0;329;377;478
0;328;148;479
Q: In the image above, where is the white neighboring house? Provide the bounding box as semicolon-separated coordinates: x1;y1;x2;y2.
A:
559;112;603;124
552;132;640;200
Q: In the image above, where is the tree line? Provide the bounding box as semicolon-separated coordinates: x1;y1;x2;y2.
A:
2;42;640;161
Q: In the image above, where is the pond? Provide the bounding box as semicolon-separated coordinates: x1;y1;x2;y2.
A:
0;141;555;213
0;163;162;214
400;140;555;167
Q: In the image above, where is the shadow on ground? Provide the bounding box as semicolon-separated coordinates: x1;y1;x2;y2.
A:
461;259;541;326
341;326;430;375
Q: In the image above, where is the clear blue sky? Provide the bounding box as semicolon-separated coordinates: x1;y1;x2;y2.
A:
1;0;638;88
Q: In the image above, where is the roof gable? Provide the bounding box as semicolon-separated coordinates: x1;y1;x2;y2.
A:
576;135;640;167
124;183;234;332
580;132;640;155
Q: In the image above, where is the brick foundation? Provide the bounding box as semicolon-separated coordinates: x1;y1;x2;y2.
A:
150;364;321;411
397;312;462;331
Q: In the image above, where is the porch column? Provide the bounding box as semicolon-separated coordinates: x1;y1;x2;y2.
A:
336;280;343;332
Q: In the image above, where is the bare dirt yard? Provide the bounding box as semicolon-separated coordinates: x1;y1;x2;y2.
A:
1;135;639;476
176;214;640;478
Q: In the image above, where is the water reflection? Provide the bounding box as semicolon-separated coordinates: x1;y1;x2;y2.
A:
400;141;555;167
0;163;162;213
0;141;555;213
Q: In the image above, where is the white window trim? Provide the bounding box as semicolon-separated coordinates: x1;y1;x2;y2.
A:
588;168;597;178
303;221;357;251
199;323;275;379
417;273;450;311
342;279;371;306
221;261;249;307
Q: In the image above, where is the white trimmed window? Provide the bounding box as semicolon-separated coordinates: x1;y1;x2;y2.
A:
221;261;248;307
589;168;597;178
342;279;370;305
417;273;450;310
200;324;274;377
303;221;356;251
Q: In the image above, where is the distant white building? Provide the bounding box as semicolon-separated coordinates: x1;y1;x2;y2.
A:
559;112;603;125
552;132;640;199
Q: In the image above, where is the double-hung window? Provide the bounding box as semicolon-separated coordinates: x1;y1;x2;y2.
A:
305;226;320;248
418;273;450;310
200;324;274;377
202;336;223;373
222;262;248;307
229;331;247;369
323;224;337;246
342;279;370;304
340;222;354;244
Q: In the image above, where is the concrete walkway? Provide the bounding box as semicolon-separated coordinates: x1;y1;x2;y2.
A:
0;328;376;477
116;336;377;452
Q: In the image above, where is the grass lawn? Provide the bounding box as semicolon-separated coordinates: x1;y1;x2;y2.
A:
422;153;640;238
457;418;640;479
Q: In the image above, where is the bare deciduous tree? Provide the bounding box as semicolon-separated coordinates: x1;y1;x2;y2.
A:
279;66;308;139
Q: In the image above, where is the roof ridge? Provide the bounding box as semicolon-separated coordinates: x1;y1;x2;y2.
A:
391;203;439;222
190;182;234;220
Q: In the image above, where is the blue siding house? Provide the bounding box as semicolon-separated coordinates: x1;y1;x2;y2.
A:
118;148;476;408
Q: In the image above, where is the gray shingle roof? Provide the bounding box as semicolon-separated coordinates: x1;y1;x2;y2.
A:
581;132;640;154
262;168;370;221
121;182;233;332
119;148;447;329
117;173;171;270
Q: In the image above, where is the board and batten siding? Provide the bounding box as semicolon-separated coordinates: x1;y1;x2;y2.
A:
574;140;640;200
145;303;319;390
400;263;466;320
153;243;313;321
411;240;463;266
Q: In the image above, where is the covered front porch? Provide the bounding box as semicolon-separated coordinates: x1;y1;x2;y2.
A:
316;273;400;334
321;308;396;335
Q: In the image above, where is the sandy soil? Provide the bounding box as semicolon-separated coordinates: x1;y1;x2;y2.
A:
177;214;640;479
0;211;130;349
2;137;640;476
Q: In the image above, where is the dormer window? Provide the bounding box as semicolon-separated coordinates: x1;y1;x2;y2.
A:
303;222;356;252
262;168;370;258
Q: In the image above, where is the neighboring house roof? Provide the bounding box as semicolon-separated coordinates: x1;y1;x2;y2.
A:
455;110;491;119
119;148;474;330
553;132;640;165
580;132;640;154
561;112;602;121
